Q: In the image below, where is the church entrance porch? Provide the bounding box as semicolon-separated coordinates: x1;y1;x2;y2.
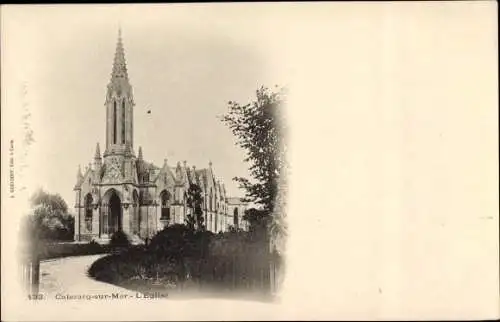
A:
100;188;123;238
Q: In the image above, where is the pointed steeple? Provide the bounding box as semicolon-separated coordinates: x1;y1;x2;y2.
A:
77;164;83;181
104;28;134;156
111;28;128;81
174;161;182;183
94;143;101;159
138;146;143;160
74;164;85;190
181;161;188;184
93;143;102;173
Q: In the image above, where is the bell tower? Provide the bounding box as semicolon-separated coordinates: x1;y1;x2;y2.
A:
104;28;135;157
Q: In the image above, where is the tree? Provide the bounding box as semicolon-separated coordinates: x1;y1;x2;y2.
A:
185;183;205;232
243;208;270;233
221;86;288;253
30;189;68;214
221;86;287;214
24;188;74;242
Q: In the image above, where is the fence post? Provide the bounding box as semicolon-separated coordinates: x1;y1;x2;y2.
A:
22;260;31;293
30;255;40;295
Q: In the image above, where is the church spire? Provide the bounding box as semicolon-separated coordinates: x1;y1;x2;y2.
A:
94;142;101;159
111;28;128;80
104;28;134;156
94;142;102;172
138;146;143;160
77;164;83;181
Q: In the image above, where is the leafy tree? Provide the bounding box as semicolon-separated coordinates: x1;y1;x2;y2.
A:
221;86;287;214
24;188;74;242
221;86;288;253
185;183;205;232
243;208;270;232
30;189;68;214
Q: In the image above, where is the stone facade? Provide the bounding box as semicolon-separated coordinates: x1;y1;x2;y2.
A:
73;30;247;242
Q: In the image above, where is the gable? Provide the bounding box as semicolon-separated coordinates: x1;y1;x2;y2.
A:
153;164;177;188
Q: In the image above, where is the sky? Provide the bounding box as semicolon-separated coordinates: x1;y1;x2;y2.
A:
2;4;290;210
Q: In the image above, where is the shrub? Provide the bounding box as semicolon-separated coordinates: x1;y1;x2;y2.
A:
110;231;131;248
88;224;275;295
23;189;75;242
148;224;195;260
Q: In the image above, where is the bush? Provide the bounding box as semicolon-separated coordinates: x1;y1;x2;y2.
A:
110;231;131;248
148;224;196;260
88;225;274;296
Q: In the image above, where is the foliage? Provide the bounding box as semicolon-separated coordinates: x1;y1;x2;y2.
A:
227;225;245;234
109;230;131;248
23;188;74;244
89;225;216;290
221;86;288;253
148;224;196;260
30;189;69;213
148;224;214;261
243;208;270;232
220;86;288;214
185;184;205;231
88;228;278;297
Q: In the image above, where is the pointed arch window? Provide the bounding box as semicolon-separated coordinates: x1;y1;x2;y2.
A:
121;100;126;144
85;194;93;232
209;188;213;211
160;190;171;221
113;101;117;144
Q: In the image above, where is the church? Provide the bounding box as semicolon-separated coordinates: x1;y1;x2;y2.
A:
73;30;248;242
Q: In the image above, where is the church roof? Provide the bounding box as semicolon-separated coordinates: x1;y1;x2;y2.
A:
133;155;232;193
